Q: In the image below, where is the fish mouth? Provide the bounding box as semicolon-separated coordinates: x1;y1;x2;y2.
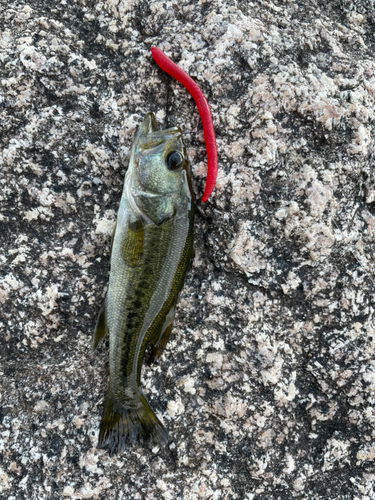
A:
139;113;182;140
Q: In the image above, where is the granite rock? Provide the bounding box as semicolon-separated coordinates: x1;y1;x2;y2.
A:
1;0;375;499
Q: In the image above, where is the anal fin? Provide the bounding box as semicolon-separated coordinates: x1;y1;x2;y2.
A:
150;306;176;363
93;301;108;351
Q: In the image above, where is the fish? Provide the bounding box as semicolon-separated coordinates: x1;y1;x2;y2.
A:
93;113;194;454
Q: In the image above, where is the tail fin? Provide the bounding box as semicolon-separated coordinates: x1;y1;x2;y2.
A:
98;388;168;455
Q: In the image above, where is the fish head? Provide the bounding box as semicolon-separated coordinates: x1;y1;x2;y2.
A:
129;113;192;225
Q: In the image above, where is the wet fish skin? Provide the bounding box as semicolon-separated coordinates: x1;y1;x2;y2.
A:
94;113;194;454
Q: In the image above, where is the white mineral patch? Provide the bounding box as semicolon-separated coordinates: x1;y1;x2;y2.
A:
33;400;50;413
281;271;302;294
303;222;335;261
62;486;75;497
206;352;223;371
228;165;261;208
182;376;196;395
356;443;375;463
167;399;185;418
229;222;267;276
95;218;115;236
322;438;350;472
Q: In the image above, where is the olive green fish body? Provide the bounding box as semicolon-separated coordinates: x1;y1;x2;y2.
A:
95;114;194;454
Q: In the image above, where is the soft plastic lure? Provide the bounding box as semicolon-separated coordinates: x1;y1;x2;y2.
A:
151;47;218;203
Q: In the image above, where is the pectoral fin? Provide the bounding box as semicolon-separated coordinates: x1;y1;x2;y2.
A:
93;301;108;351
150;306;176;362
122;219;144;267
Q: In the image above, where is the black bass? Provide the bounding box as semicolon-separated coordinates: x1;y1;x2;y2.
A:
93;113;194;454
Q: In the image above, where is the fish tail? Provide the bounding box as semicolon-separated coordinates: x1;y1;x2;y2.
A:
98;387;168;454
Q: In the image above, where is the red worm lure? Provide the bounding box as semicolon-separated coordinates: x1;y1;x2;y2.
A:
151;47;218;203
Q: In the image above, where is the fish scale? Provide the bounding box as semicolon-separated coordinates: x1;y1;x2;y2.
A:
108;219;173;384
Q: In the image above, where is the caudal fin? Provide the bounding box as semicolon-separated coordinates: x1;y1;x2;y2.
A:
98;389;168;455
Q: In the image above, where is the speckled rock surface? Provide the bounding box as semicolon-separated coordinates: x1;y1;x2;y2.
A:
1;0;375;499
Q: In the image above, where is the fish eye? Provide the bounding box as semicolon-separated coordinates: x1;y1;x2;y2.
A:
166;151;184;171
